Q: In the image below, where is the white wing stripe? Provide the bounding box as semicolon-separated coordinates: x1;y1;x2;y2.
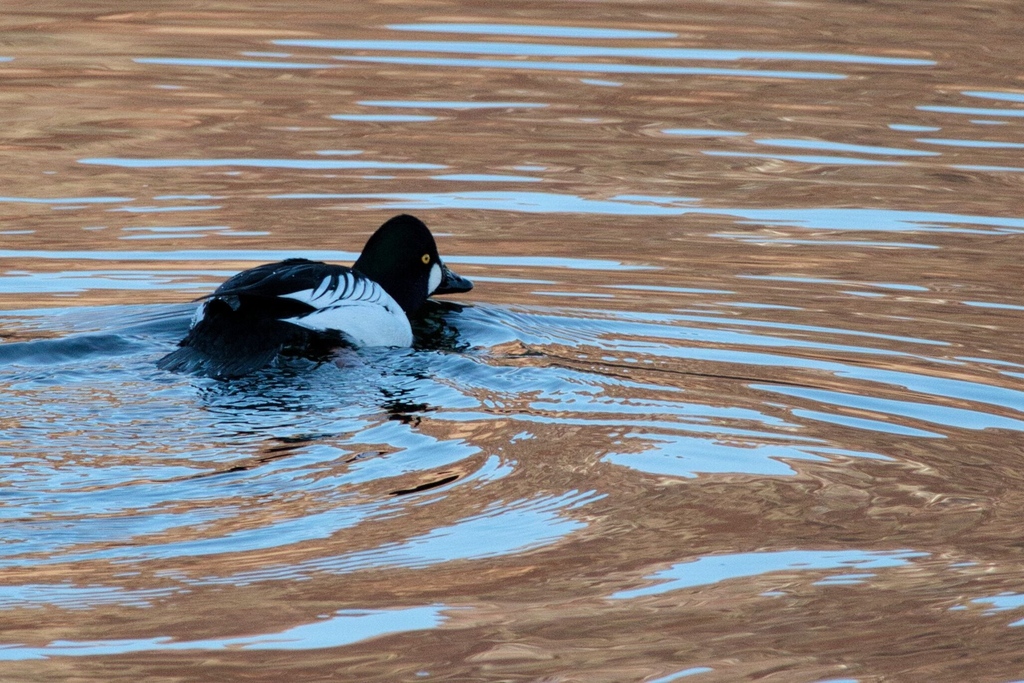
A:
311;275;333;300
280;272;391;309
283;277;412;347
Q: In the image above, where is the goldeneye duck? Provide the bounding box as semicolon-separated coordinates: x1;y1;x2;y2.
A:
157;214;473;378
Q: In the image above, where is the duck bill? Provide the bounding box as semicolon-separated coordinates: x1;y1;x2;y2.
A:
435;261;473;294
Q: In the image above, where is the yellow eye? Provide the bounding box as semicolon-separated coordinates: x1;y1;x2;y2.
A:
421;253;431;264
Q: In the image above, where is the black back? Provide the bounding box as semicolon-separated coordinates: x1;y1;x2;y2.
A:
210;258;342;304
156;298;331;378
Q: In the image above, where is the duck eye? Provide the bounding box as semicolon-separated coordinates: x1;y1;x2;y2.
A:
421;253;431;264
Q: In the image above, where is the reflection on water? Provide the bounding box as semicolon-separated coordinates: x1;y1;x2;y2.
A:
0;606;447;660
610;549;927;599
276;38;936;66
134;57;339;70
81;157;446;170
2;3;1024;681
388;23;680;39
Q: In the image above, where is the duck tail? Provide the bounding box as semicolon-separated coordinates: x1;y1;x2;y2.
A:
156;298;297;379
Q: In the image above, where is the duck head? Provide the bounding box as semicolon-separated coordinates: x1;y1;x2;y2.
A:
353;214;473;314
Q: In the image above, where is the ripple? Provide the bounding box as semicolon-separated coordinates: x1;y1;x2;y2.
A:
664;128;746;137
963;593;1024;616
337;55;846;80
267;191;1024;235
0;606;447;659
917;137;1024;149
0;270;228;294
134;57;337;69
758;385;1024;432
268;190;696;215
918;105;1024;118
704;150;903;166
79;157;444;170
611;549;926;599
280;38;934;65
0;195;133;204
963;91;1024;103
605;435;842;478
386;23;678;39
330;114;437;122
0;248;650;272
0;583;178;611
890;123;940;132
431;173;542;183
648;668;716;682
213;488;600;585
112;205;222;213
357;100;546;109
754;138;939;156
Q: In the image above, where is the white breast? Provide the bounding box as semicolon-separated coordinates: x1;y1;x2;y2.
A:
279;272;412;347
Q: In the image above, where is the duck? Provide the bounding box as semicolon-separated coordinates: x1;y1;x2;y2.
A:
157;214;473;378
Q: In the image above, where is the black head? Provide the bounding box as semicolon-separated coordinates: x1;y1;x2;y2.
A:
353;214;473;314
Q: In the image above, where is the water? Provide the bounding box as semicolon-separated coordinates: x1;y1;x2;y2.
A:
1;2;1023;681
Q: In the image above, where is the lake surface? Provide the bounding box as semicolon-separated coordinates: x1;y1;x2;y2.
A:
1;2;1024;681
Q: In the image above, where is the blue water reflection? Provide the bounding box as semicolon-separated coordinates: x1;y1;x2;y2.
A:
431;173;542;183
263;191;1024;234
889;124;940;132
604;435;835;478
964;91;1024;103
953;164;1024;173
791;409;944;439
279;38;934;66
648;668;715;682
357;100;546;109
387;23;678;39
918;105;1024;118
134;57;337;70
754;138;938;156
215;489;599;585
704;151;903;166
113;204;221;213
121;226;267;239
79;157;444;170
0;606;447;660
964;593;1024;616
917;138;1024;149
331;114;437;122
0;270;229;293
0;195;132;204
0;248;648;271
336;55;845;80
611;549;926;599
0;584;178;610
758;385;1024;432
664;128;746;136
269;190;693;214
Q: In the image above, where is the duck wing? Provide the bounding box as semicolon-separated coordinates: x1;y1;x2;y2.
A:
158;259;409;378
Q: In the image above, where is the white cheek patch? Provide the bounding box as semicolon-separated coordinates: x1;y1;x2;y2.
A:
427;262;442;295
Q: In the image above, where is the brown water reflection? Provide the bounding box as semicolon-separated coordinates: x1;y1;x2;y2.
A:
2;1;1024;681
